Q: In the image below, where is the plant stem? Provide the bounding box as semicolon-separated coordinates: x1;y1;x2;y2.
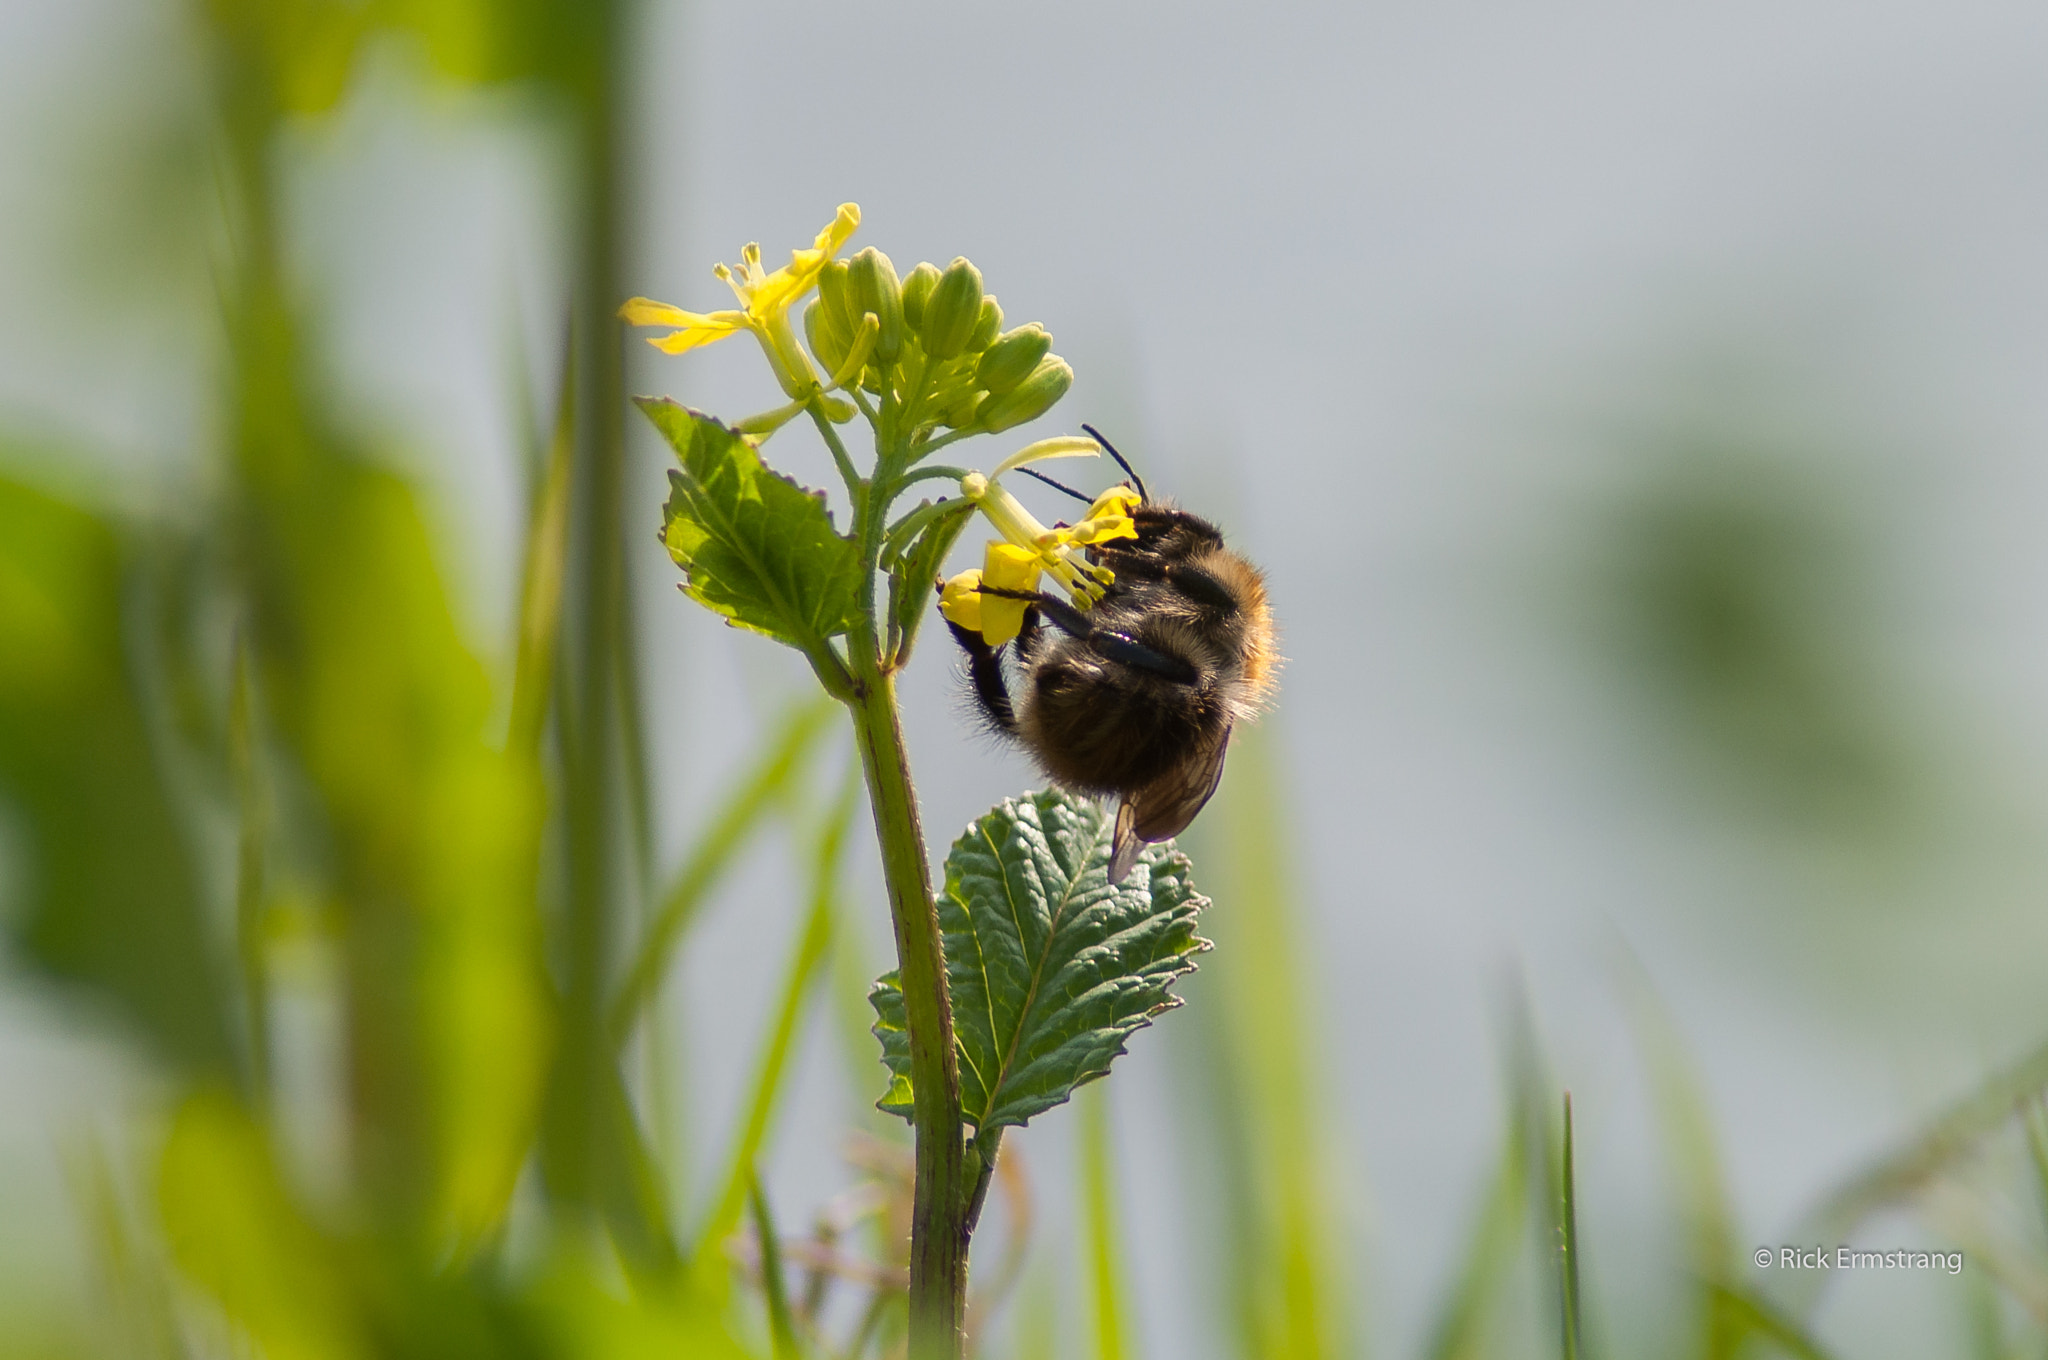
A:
844;664;967;1358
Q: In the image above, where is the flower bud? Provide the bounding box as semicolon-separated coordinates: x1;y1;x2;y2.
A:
942;389;985;430
900;262;941;332
974;355;1072;433
967;295;1003;354
816;259;857;343
973;323;1052;396
921;257;985;360
845;247;905;365
804;298;850;375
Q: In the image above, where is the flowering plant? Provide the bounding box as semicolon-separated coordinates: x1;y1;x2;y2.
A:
625;206;1208;1360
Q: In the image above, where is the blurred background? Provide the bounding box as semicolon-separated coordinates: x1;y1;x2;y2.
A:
5;0;2048;1356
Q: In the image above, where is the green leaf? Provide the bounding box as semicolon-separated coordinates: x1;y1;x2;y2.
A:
639;398;861;651
0;474;233;1072
869;789;1209;1131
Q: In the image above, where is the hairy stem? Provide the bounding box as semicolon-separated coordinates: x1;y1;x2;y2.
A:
845;664;967;1358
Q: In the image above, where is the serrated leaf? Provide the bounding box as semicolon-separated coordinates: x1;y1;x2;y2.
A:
870;789;1209;1131
887;497;973;662
638;398;862;650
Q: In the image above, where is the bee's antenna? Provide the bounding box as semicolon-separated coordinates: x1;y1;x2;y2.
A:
1017;465;1095;504
1081;424;1149;502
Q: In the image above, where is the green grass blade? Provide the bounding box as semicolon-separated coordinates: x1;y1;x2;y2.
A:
1618;957;1741;1360
1561;1092;1583;1360
690;763;858;1276
1013;1270;1059;1360
1704;1284;1843;1360
1081;1082;1132;1360
1800;1033;2048;1245
1180;725;1349;1360
228;630;270;1099
2025;1099;2048;1245
507;334;574;759
1423;1114;1527;1360
608;695;837;1049
750;1175;803;1360
1504;983;1575;1360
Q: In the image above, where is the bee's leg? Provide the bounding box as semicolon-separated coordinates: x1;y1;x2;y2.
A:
1014;603;1043;659
976;587;1200;685
943;617;1020;735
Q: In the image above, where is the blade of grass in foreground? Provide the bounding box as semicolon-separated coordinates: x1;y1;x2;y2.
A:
1800;1032;2048;1245
608;696;837;1049
751;1176;802;1360
2025;1099;2048;1242
1186;724;1349;1360
1704;1285;1841;1360
1560;1092;1583;1360
1618;956;1741;1360
507;332;575;760
691;763;858;1277
1422;1113;1527;1360
1080;1082;1133;1360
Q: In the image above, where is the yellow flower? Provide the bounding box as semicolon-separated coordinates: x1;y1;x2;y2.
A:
939;543;1044;646
619;203;860;397
941;438;1144;645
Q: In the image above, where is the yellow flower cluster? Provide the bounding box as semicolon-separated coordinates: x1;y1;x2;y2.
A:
937;439;1140;645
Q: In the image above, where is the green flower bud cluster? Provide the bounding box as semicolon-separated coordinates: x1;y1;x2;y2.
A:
805;250;1072;440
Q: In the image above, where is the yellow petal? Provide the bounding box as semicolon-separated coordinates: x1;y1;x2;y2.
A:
816;203;861;255
1063;512;1138;545
647;319;746;354
990;436;1101;480
976;542;1042;645
1085;487;1142;521
619;297;698;326
983;542;1043;592
939;569;984;632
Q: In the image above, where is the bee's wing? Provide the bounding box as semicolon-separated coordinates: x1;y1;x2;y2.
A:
1108;801;1145;885
1107;724;1234;884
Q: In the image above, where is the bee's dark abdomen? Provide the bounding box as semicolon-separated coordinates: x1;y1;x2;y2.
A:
1021;652;1225;796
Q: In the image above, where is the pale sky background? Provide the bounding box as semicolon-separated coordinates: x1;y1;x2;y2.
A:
4;1;2048;1356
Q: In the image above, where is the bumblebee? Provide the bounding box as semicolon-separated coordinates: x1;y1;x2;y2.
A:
943;427;1278;882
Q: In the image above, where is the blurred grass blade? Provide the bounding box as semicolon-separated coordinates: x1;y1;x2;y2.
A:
1799;1033;2048;1244
1618;955;1741;1359
507;330;575;758
229;629;270;1098
2025;1100;2048;1243
1081;1083;1132;1360
1013;1271;1059;1360
69;1137;189;1360
1423;1116;1527;1360
608;696;836;1049
1704;1285;1841;1360
691;764;856;1278
595;1058;681;1273
1964;1272;2005;1360
1506;983;1568;1359
157;1091;363;1360
1560;1092;1583;1360
750;1176;802;1360
1187;724;1349;1360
